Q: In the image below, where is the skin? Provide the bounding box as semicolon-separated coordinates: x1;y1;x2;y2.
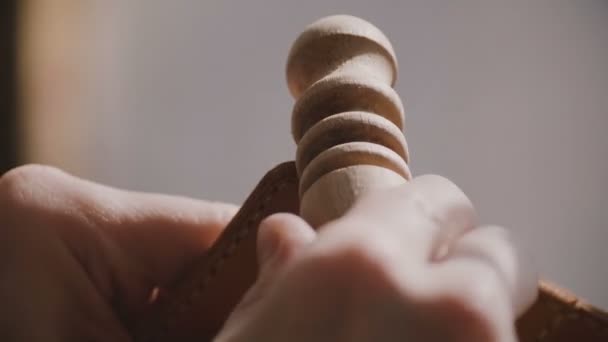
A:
0;165;537;341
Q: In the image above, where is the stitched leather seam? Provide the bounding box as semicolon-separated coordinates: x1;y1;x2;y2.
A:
536;295;608;341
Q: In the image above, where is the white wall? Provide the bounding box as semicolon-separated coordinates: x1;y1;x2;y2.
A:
81;0;608;308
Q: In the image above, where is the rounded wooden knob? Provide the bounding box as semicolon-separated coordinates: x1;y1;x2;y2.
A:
287;15;411;227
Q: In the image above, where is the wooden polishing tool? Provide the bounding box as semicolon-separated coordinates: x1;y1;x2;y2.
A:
287;15;411;227
135;14;410;341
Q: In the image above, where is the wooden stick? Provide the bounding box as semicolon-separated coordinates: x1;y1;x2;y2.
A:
286;15;411;227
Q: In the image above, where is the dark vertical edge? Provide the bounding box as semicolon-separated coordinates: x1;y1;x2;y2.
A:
0;0;19;174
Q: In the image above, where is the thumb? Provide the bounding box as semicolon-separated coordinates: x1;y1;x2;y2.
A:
257;213;317;275
218;213;316;339
252;213;316;305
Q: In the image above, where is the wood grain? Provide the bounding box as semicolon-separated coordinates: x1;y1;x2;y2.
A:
287;15;410;227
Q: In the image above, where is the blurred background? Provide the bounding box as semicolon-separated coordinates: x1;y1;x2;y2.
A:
2;0;607;308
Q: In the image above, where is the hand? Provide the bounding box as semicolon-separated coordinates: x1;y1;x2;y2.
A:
216;175;538;342
0;165;237;341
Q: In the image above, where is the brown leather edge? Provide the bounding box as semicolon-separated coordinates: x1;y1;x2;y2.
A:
135;161;608;342
516;281;608;341
134;162;299;341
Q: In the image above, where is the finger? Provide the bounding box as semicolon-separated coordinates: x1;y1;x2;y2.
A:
257;213;317;273
233;213;316;313
426;256;518;342
338;174;477;262
439;225;538;316
0;165;238;315
108;192;238;285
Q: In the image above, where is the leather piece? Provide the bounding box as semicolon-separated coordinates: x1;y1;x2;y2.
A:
135;161;608;341
134;162;300;341
516;281;608;341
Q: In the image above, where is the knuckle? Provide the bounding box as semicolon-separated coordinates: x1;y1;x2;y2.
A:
437;266;509;332
427;294;498;341
317;231;405;290
413;174;474;210
401;187;434;218
415;174;461;195
405;259;511;339
416;174;454;187
339;239;389;272
360;183;433;217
